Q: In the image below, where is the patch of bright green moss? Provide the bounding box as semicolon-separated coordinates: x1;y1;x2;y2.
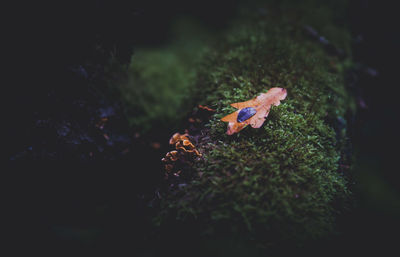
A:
156;0;354;248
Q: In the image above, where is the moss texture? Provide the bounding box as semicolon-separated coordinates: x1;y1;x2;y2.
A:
153;0;355;248
118;18;212;132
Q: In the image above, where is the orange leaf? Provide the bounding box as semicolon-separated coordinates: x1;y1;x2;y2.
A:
220;87;287;135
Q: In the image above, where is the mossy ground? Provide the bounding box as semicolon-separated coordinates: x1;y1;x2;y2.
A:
117;0;355;252
154;0;354;249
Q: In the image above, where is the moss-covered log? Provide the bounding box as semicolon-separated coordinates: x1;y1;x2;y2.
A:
120;0;355;251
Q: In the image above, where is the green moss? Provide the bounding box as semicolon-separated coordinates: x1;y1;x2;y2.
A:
156;0;354;248
118;18;212;132
121;48;196;131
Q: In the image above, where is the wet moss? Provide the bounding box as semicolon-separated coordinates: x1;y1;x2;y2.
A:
156;0;354;248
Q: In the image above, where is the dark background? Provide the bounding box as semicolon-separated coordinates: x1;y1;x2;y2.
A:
337;0;400;255
5;0;400;256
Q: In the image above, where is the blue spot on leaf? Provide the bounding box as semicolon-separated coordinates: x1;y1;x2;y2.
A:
237;107;257;122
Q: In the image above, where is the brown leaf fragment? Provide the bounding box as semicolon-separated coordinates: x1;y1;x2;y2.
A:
169;132;189;145
221;87;287;135
198;105;216;112
176;139;202;156
162;132;202;179
163;150;179;162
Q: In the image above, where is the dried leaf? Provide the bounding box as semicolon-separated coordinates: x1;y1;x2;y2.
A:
221;87;287;135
